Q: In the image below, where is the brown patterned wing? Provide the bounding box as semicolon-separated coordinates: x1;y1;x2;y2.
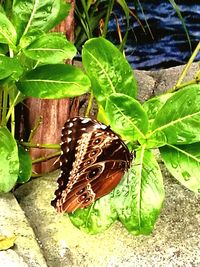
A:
51;117;132;213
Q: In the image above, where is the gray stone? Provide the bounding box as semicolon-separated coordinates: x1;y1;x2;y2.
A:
147;63;199;95
14;170;200;267
0;193;47;267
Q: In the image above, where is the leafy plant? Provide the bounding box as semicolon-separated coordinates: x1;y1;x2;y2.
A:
69;38;200;235
0;0;91;191
0;0;199;237
75;0;136;51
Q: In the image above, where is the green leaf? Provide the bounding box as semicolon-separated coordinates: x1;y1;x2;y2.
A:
17;64;91;99
23;33;77;64
0;127;19;192
12;0;70;48
17;145;32;184
0;55;23;80
147;85;200;147
82;37;137;107
69;193;117;234
0;11;17;48
143;93;173;121
105;93;148;142
160;143;200;194
114;148;164;235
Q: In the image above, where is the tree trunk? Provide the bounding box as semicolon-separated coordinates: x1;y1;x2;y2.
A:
24;0;76;174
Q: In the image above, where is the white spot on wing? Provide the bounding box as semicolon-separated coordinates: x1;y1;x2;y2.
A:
67;137;72;143
69;122;73;127
81;118;90;124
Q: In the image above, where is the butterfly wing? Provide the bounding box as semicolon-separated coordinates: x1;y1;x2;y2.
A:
51;117;132;213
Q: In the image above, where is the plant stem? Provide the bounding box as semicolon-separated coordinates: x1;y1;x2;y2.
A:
168;41;200;93
21;142;60;149
81;0;92;38
9;89;15;136
167;77;200;93
102;0;115;38
6;91;21;124
28;116;43;142
32;151;61;164
1;87;8;126
85;92;93;117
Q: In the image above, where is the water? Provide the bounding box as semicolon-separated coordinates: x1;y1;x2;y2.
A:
107;0;200;70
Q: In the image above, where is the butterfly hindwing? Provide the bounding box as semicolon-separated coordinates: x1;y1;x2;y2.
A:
51;117;132;213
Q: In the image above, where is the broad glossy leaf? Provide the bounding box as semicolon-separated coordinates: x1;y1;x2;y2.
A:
0;55;23;80
160;143;200;193
114;148;164;235
17;145;32;183
12;0;70;48
143;93;172;121
0;127;19;192
23;33;76;64
0;11;17;48
69;193;117;234
105;93;148;142
17;64;91;99
147;85;200;147
82;37;137;107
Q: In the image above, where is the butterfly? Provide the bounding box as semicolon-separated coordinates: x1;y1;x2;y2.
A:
51;117;133;213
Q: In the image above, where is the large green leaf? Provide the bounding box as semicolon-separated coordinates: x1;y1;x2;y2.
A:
143;93;172;121
105;93;148;142
147;85;200;147
12;0;70;48
17;64;91;99
0;127;19;192
114;148;165;235
0;55;23;80
17;145;32;184
69;193;117;234
23;33;76;64
160;143;200;194
82;37;137;107
0;11;17;48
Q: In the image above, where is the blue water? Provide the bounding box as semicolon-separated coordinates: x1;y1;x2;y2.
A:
107;0;200;70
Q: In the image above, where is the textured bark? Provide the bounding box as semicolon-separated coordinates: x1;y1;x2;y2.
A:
25;1;76;174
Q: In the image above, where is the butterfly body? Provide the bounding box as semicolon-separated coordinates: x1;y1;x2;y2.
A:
51;117;132;213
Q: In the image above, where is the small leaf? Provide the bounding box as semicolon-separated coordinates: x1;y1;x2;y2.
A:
147;85;200;147
105;93;148;142
0;11;17;48
0;235;16;250
17;64;91;99
0;127;19;192
17;145;32;184
114;148;165;235
160;143;200;193
23;33;77;64
0;55;23;80
82;37;137;107
69;194;117;234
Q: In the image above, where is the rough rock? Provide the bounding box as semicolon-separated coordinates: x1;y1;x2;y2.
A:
14;170;200;267
0;193;47;267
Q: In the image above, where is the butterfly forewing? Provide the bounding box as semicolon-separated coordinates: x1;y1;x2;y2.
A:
51;117;132;213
